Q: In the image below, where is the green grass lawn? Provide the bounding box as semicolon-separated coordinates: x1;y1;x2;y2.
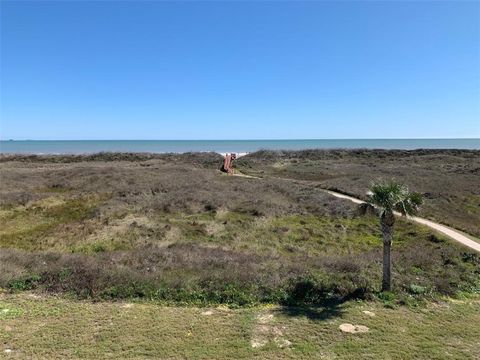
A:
1;292;479;359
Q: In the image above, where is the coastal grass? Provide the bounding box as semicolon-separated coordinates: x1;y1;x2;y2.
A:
0;155;479;306
1;152;479;358
1;197;478;306
1;292;479;359
0;194;106;251
237;149;480;238
0;196;441;255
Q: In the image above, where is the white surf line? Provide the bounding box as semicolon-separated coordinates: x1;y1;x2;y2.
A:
218;152;249;158
323;190;480;252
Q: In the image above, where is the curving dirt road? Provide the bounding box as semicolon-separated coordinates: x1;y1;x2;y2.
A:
323;189;480;253
231;173;480;253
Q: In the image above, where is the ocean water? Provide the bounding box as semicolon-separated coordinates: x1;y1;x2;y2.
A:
0;139;479;154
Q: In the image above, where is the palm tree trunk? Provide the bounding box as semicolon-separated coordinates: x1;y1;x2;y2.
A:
381;215;394;292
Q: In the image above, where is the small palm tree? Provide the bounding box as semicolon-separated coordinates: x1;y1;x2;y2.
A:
366;181;423;291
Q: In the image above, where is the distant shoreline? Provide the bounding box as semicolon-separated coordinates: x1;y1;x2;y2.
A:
1;139;479;154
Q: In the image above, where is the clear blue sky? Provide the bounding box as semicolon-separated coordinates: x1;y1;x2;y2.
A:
1;1;479;140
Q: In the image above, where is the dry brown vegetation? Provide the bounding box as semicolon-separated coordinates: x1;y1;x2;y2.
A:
238;149;480;237
0;151;479;305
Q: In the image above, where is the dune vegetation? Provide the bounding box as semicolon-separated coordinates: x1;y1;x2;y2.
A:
1;151;478;306
0;150;479;358
237;149;480;237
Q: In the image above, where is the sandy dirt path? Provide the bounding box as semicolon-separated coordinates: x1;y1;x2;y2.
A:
231;173;480;252
322;189;480;252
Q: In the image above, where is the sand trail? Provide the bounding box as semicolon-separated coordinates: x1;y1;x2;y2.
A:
231;173;480;252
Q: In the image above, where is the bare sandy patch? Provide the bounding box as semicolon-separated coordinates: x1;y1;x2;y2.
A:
251;310;291;349
205;222;224;235
339;323;369;333
29;196;66;209
84;214;157;245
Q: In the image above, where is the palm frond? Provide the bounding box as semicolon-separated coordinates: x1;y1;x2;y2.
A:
394;191;423;216
368;181;422;216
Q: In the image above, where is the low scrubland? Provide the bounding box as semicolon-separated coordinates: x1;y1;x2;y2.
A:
237;149;480;237
1;152;479;307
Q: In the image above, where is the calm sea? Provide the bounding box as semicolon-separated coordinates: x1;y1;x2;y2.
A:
0;139;479;154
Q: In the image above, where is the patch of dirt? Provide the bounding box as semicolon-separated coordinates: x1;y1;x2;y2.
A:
164;226;182;242
87;215;155;242
215;305;233;313
27;293;42;300
339;323;369;333
275;338;292;348
29;196;66;209
205;222;224;235
251;310;291;349
251;338;268;349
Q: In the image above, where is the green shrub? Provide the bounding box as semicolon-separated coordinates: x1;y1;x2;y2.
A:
8;274;41;291
408;284;428;295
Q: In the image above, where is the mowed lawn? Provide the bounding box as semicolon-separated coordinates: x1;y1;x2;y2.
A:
1;292;479;359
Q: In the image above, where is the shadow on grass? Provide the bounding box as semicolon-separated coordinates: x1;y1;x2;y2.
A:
274;298;346;321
